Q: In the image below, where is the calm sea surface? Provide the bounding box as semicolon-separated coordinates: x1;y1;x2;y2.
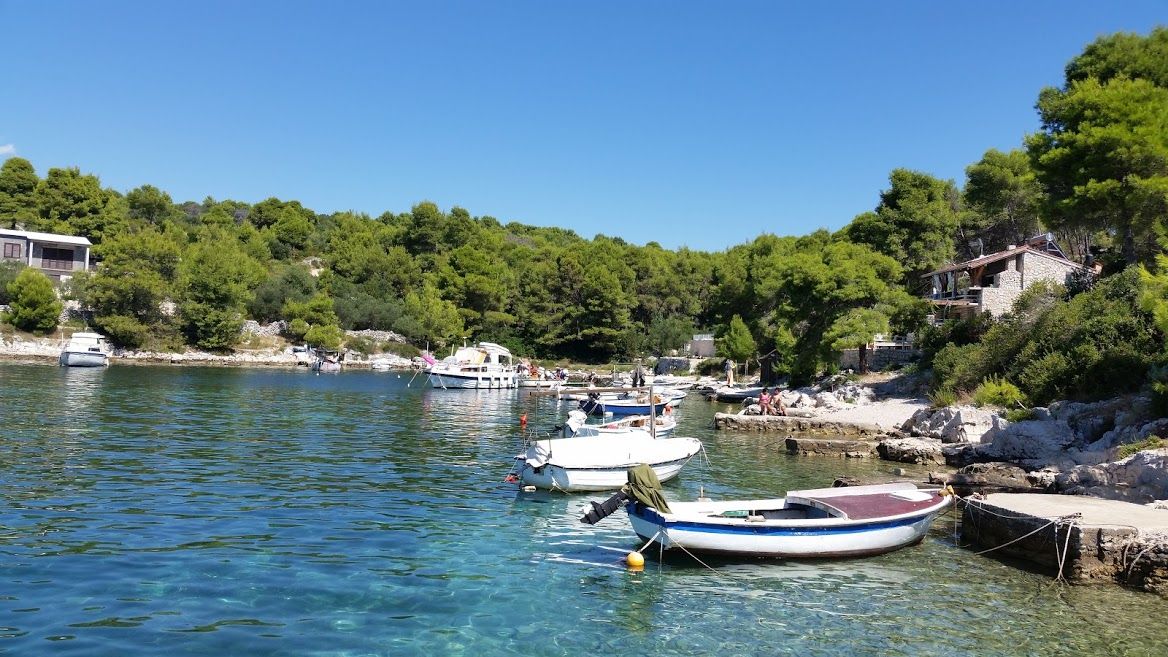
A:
2;362;1166;656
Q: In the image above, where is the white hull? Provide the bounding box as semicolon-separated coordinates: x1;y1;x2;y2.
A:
430;369;516;388
516;434;702;492
518;379;561;388
627;484;951;558
59;350;109;367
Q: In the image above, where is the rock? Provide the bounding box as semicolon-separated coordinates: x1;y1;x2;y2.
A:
877;437;944;465
937;462;1041;493
980;419;1078;465
901;406;1004;444
1055;448;1168;503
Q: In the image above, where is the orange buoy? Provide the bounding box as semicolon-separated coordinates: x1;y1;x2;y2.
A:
519;413;528;428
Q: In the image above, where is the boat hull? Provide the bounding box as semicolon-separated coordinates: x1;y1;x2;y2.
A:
517;457;692;492
579;399;670;416
59;351;109;367
515;434;702;492
626;492;950;558
429;369;516;388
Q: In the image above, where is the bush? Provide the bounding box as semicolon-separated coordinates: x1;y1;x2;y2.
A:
928;386;958;408
5;268;62;334
695;358;724;376
972;376;1026;408
96;314;151;349
381;341;420;358
1004;408;1038;423
305;323;343;350
1116;436;1168;460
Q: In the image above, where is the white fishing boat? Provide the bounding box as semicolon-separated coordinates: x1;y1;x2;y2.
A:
58;332;110;367
591;412;677;436
428;342;516;389
510;412;702;492
582;467;952;559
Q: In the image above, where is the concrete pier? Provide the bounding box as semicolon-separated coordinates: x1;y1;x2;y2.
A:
962;493;1168;595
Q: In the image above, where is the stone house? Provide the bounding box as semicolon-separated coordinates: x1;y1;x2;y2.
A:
923;234;1087;319
688;333;715;358
0;228;93;284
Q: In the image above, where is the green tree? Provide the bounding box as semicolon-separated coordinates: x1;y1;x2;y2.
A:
249;265;316;323
824;307;890;373
0;157;40;228
843;169;961;290
718;314;756;370
178;233;264;350
646;315;695;356
402;281;464;349
82;228;182;346
962;149;1044;254
5;268;61;333
125;184;177;226
1065;27;1168;87
34;167;125;241
758;239;909;383
1027;77;1168;265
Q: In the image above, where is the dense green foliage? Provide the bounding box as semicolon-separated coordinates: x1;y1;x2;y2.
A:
0;27;1164;405
927;270;1162;405
5;268;61;333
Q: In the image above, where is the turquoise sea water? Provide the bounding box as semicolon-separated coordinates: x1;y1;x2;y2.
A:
2;362;1167;657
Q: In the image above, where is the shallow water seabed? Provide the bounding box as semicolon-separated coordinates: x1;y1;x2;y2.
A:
0;362;1165;657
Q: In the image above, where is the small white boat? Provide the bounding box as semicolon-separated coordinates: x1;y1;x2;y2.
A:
583;468;952;559
59;332;110;367
579;393;672;417
429;342;516;389
511;413;702;492
592;412;677;436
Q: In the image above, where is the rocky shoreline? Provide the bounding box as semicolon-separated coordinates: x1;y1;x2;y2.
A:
712;373;1168;595
0;330;416;369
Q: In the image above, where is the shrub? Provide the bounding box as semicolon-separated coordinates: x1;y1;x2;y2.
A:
96;314;151;349
972;376;1026;408
1116;436;1168;460
928;386;958;408
1005;408;1038;423
306;324;343;350
5;268;62;334
381;341;420;358
695;358;724;376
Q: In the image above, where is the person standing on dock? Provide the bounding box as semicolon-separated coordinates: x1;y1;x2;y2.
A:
632;360;645;387
724;358;734;386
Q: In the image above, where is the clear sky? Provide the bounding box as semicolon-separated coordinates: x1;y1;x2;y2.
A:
1;1;1164;251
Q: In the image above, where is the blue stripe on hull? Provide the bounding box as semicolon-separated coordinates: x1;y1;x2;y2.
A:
628;504;933;536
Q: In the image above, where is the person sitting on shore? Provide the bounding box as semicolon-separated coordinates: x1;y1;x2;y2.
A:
758;388;772;415
774;391;788;416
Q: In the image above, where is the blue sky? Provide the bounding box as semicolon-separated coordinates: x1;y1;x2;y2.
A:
1;1;1164;251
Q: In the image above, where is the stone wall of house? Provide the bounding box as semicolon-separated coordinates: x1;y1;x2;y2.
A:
840;346;918;371
1023;252;1079;289
979;286;1017;317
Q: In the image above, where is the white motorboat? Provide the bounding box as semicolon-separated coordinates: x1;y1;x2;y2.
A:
429;342;516;389
58;332;110;367
582;468;952;559
511;412;702;492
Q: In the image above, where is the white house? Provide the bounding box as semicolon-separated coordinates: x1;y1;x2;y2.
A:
0;228;92;283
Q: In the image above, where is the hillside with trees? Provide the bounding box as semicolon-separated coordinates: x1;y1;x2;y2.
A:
2;27;1166;407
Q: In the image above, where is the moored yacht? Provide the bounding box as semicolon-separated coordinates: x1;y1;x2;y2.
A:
59;332;111;367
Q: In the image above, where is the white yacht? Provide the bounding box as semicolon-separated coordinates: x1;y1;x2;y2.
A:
428;342;516;388
59;332;111;367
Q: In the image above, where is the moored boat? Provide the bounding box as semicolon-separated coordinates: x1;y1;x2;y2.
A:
583;466;952;559
429;342;516;389
579;392;671;416
58;332;110;367
511;412;702;492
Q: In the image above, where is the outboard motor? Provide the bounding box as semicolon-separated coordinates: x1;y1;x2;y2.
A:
580;490;628;525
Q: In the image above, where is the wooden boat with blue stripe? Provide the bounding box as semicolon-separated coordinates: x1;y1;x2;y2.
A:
627;482;952;558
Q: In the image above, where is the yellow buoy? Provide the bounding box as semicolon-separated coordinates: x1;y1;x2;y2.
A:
626;551;645;569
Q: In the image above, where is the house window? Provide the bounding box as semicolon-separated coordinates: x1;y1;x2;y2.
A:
41;246;75;271
2;243;20;259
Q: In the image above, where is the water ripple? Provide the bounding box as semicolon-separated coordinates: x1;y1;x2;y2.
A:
2;363;1167;656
